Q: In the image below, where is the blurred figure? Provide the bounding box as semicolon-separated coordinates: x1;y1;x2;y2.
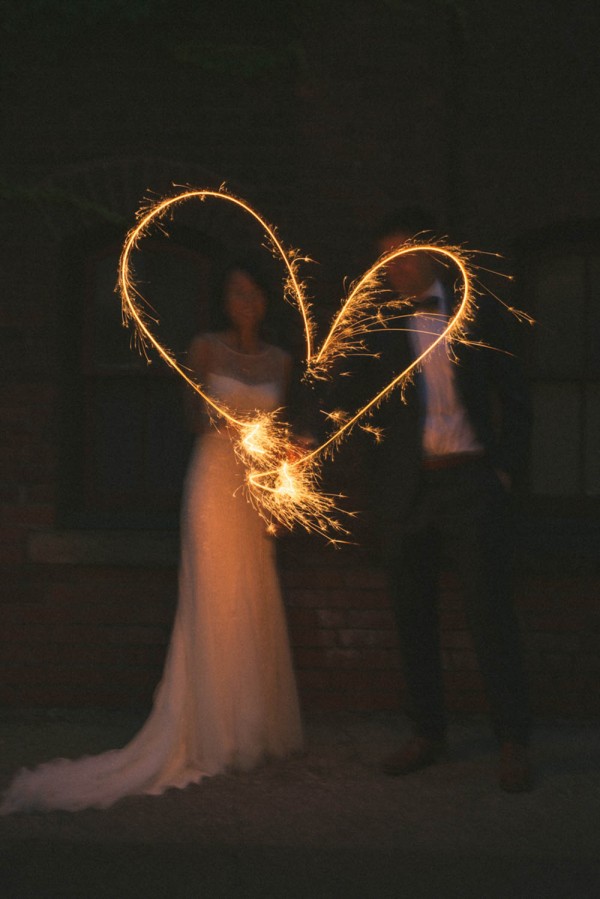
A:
370;209;533;792
1;260;302;814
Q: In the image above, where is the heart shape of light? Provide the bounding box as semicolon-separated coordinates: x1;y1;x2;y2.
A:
118;187;475;540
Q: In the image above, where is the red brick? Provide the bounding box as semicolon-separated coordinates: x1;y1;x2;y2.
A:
440;630;474;649
284;607;319;628
1;383;55;406
0;541;26;566
515;592;555;612
0;683;153;707
579;633;600;653
38;579;176;611
346;609;394;629
529;612;586;632
443;671;485;693
519;576;600;609
345;589;394;610
293;647;354;669
297;690;349;712
439;570;461;589
338;628;397;649
286;588;353;608
0;664;157;687
0;503;55;528
530;680;600;716
1;623;169;645
281;567;346;589
532;632;580;653
316;608;347;628
289;627;337;648
439;609;467;629
442;649;479;671
294;646;400;670
447;692;488;714
297;667;400;692
342;568;389;590
1;640;165;668
561;582;600;608
353;647;402;668
521;649;543;672
437;590;463;609
5;597;174;627
0;526;27;546
541;652;575;672
0;484;21;502
23;484;56;503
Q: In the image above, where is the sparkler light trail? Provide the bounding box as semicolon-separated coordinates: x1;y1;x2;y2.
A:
118;186;477;540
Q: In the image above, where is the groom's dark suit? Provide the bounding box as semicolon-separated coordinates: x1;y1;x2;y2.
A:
368;295;531;527
360;291;532;744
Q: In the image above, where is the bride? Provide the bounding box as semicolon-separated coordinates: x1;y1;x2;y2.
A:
1;261;303;813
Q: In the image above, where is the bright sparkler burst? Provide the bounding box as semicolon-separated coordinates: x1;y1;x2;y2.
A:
118;186;477;541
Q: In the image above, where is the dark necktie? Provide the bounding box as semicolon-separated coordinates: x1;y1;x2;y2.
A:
411;295;440;314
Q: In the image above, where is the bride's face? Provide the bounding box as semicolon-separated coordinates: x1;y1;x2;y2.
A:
224;270;267;330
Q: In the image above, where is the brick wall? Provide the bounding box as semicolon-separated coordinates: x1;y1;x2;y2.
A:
2;538;599;718
1;0;600;717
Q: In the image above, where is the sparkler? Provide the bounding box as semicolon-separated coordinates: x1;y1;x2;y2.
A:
118;186;476;540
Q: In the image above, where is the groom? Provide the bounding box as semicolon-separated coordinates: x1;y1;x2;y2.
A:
364;208;533;792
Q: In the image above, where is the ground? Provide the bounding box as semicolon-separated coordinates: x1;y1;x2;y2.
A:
1;710;599;898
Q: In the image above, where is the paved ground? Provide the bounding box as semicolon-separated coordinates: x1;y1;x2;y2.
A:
1;709;599;898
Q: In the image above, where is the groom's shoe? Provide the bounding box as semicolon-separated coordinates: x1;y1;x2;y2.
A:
498;742;533;792
382;736;446;776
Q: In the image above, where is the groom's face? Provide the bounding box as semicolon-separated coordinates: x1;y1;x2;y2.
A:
378;231;436;299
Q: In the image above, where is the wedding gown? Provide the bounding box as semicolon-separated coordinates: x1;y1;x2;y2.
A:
0;334;303;813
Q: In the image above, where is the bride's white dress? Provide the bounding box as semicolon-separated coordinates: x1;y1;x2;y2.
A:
0;335;303;813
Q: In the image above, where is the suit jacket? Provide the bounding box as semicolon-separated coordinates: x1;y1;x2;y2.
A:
334;294;532;530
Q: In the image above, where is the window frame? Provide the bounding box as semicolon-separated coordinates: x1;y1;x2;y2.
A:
514;222;600;570
58;224;219;530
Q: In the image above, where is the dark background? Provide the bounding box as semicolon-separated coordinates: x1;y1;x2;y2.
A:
1;0;599;714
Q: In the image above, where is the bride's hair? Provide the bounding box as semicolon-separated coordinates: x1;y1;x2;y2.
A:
209;255;276;332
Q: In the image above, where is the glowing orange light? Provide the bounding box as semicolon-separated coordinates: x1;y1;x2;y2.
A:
118;186;477;540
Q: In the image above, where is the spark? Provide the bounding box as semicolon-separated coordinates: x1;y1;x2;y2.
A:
118;186;478;541
299;240;476;462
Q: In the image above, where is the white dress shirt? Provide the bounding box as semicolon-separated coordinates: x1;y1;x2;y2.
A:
408;279;483;459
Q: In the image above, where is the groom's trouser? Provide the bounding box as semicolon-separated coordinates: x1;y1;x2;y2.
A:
387;457;531;745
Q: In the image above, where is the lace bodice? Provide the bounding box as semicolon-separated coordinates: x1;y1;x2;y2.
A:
198;332;288;387
187;332;289;423
205;372;281;417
